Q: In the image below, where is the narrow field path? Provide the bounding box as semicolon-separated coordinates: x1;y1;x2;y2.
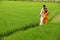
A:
51;13;60;22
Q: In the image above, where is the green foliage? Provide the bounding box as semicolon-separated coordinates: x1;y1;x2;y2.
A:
0;1;60;40
2;0;33;1
2;0;8;1
3;23;60;40
0;1;59;35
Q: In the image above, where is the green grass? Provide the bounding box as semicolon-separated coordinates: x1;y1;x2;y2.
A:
0;1;60;40
3;22;60;40
0;1;40;35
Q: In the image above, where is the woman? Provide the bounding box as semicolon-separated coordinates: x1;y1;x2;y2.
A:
39;5;48;26
43;8;48;24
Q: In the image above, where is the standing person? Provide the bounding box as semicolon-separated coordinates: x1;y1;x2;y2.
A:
39;5;48;26
43;8;49;24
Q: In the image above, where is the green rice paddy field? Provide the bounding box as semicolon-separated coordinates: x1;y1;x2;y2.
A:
0;1;60;40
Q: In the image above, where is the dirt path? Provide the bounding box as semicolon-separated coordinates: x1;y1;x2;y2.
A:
51;13;60;22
